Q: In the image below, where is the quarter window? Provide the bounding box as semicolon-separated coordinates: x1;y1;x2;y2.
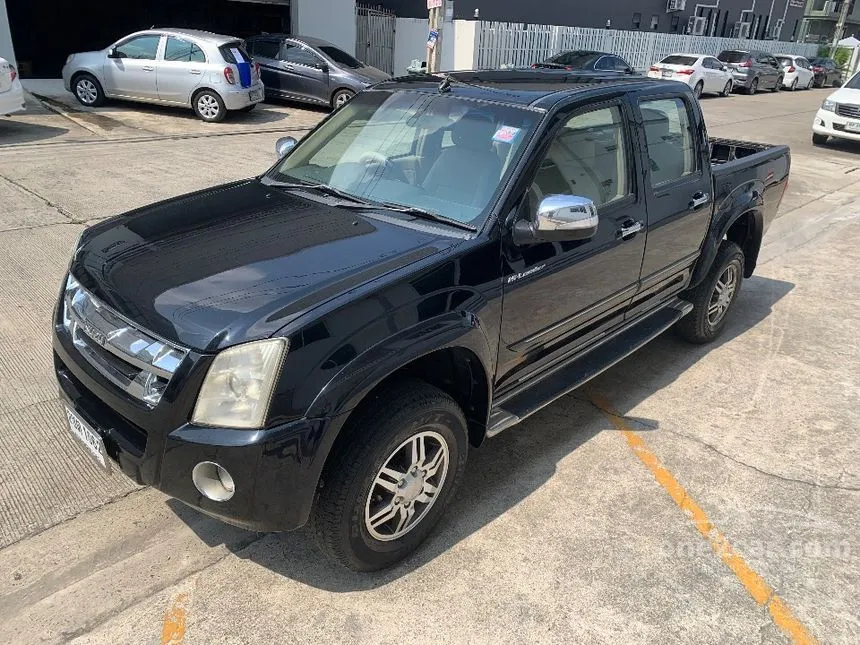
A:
114;35;161;60
164;37;206;63
530;105;630;209
639;97;697;187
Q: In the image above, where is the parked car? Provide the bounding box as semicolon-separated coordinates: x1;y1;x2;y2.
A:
717;49;782;94
245;34;390;109
61;28;264;122
531;50;637;74
812;71;860;145
647;53;733;98
55;70;790;571
808;57;843;88
776;54;814;91
0;57;25;116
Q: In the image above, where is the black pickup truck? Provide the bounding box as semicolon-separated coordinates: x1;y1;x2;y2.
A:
54;71;789;571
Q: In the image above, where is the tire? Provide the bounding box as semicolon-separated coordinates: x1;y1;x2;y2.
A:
192;90;226;123
331;88;354;110
806;77;814;90
72;73;105;107
771;77;782;92
676;241;744;344
721;80;732;97
812;133;829;145
313;379;469;571
832;77;842;88
693;81;704;99
746;78;758;95
790;78;797;91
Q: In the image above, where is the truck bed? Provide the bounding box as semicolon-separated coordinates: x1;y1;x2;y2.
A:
709;137;778;165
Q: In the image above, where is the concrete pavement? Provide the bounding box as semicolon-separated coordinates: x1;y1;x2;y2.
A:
0;87;857;644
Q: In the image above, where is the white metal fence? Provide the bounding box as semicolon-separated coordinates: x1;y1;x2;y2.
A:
356;5;396;74
475;22;819;71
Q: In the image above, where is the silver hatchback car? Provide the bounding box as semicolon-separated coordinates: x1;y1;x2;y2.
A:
62;28;264;122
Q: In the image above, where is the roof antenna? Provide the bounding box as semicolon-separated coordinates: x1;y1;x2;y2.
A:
438;74;452;93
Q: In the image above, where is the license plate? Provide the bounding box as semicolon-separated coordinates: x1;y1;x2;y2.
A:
661;69;673;78
249;89;262;101
845;121;860;133
65;407;110;471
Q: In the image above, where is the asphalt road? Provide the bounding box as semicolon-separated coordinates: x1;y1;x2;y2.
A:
0;86;857;645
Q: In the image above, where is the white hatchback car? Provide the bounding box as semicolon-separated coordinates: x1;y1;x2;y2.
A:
0;58;25;116
647;53;734;98
812;72;860;145
776;54;814;91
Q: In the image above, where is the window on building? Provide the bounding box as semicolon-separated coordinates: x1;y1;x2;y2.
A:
164;37;206;63
791;19;799;40
721;12;729;37
632;12;642;30
650;14;659;30
671;15;680;32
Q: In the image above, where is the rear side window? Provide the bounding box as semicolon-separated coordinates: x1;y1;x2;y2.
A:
164;37;206;63
219;42;253;64
662;55;697;66
115;35;161;60
776;56;792;67
718;51;748;63
531;105;631;208
705;58;723;69
249;39;281;59
639;97;696;187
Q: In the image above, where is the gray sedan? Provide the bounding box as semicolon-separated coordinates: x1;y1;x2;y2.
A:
246;35;390;109
62;28;265;122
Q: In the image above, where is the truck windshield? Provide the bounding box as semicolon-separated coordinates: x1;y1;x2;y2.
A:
845;73;860;89
269;90;540;226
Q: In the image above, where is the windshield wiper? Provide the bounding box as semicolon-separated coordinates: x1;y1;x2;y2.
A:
375;202;477;232
266;180;374;206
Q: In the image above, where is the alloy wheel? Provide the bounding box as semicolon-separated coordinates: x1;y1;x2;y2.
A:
76;79;97;105
707;264;738;326
364;430;450;541
197;94;220;120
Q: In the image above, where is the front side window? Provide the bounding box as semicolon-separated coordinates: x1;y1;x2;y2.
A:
269;91;540;226
282;44;324;68
639;97;696;187
530;105;630;209
164;37;206;63
319;45;363;68
114;35;161;60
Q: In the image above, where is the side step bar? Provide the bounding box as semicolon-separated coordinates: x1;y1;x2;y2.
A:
487;299;693;437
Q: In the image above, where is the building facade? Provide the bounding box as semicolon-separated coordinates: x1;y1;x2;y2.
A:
800;0;860;43
0;0;356;77
381;0;807;40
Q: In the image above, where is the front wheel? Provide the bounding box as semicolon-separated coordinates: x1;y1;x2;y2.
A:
721;80;732;97
193;90;226;123
693;81;704;99
313;379;469;571
331;89;355;110
73;74;105;107
676;241;744;344
812;132;829;145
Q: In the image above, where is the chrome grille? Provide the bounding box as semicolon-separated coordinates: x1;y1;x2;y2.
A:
62;275;188;406
836;103;860;119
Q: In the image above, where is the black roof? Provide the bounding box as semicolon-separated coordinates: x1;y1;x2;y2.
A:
375;69;673;109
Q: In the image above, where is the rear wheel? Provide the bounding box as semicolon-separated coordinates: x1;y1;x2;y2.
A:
812;133;829;145
806;77;814;90
693;81;704;99
313;379;469;571
193;90;226;123
73;73;105;107
720;80;732;97
676;241;744;344
832;76;842;87
790;78;798;91
746;78;758;95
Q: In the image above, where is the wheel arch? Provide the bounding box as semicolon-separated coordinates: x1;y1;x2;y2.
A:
692;207;763;287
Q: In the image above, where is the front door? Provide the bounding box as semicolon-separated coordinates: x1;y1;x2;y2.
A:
632;92;712;316
497;100;647;387
279;42;330;103
103;34;162;100
156;36;206;104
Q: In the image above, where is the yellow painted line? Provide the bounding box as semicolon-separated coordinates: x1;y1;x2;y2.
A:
588;391;817;645
161;592;189;645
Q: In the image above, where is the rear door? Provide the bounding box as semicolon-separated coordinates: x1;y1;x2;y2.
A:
279;42;330;103
632;91;712;315
248;37;284;94
759;53;779;87
703;57;724;92
156;36;206;104
103;34;162;100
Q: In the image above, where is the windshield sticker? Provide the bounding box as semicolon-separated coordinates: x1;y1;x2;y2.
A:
493;126;521;144
231;48;246;64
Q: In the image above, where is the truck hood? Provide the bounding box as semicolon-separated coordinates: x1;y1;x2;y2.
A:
826;86;860;104
353;65;391;84
71;180;455;352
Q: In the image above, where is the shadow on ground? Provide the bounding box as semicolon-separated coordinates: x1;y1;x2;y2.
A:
0;120;70;145
169;274;795;590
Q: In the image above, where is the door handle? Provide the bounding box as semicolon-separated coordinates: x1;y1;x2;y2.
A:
189;69;202;75
617;220;644;239
282;63;294;70
689;191;711;209
141;65;154;72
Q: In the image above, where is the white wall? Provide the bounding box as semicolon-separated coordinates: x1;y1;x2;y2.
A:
393;17;477;76
0;0;15;67
393;17;428;77
292;0;356;53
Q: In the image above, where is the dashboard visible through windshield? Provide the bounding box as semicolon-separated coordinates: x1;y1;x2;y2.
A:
268;90;541;227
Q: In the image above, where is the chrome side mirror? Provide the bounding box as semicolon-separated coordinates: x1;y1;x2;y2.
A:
514;195;599;244
275;136;297;158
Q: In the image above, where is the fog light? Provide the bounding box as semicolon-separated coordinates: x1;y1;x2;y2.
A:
192;461;235;501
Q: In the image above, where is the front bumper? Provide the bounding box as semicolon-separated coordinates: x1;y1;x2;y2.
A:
813;108;860;142
220;80;265;110
53;318;341;532
0;80;25;115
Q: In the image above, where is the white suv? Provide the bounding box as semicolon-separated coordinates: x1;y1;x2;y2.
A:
0;58;25;116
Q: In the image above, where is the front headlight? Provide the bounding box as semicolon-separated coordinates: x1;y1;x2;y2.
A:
192;338;288;429
65;54;74;65
821;99;836;113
